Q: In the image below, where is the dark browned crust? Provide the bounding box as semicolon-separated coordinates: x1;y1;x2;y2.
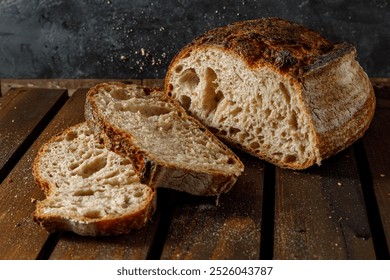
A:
167;17;334;78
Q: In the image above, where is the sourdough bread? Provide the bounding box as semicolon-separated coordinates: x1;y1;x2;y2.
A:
33;122;156;236
85;82;244;196
165;18;376;169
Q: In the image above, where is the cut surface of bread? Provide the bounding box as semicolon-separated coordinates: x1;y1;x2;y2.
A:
85;83;244;196
165;18;376;169
33;122;156;236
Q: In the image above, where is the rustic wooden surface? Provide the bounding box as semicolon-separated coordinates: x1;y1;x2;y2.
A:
0;79;389;260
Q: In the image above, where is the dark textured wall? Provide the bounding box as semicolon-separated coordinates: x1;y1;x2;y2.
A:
0;0;389;79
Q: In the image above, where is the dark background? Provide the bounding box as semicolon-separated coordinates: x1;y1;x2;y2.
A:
0;0;389;79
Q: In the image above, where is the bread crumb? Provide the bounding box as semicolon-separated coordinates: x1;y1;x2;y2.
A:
337;182;342;186
215;195;220;206
380;173;385;178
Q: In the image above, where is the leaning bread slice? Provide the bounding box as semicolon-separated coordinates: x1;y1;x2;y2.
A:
165;17;376;169
33;122;156;236
85;82;244;196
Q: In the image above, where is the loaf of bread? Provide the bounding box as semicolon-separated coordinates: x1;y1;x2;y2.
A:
33;122;156;236
85;82;244;196
165;18;376;169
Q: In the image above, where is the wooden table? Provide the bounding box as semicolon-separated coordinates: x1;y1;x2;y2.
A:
0;79;389;260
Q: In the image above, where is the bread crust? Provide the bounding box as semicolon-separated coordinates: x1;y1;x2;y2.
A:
167;18;333;77
32;123;157;236
165;18;375;169
85;83;244;196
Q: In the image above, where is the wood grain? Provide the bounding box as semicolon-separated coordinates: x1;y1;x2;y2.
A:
0;88;67;183
160;152;265;260
274;148;375;259
362;81;390;254
0;88;82;259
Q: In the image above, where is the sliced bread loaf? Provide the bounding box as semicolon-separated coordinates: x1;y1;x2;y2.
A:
85;82;244;196
165;18;376;169
33;122;156;236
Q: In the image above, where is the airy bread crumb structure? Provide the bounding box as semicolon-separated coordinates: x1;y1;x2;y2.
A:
165;18;375;169
33;122;156;236
85;83;244;196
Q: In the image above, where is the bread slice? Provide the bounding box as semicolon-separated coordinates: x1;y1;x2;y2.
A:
85;82;244;196
165;18;376;169
32;122;156;236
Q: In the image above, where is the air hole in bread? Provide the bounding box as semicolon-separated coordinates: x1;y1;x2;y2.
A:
279;82;291;104
229;127;241;135
289;114;298;130
202;67;225;114
208;126;220;134
120;159;131;165
66;131;78;141
227;157;236;164
96;144;105;149
134;191;144;198
179;95;192;111
218;130;227;136
182;51;191;59
175;65;183;73
179;68;199;91
264;109;271;119
250;141;261;150
115;102;173;117
111;88;130;100
74;189;95;196
69;162;79;170
83;210;103;219
255;93;263;107
230;106;242;117
74;157;107;178
284;155;297;163
238;131;250;142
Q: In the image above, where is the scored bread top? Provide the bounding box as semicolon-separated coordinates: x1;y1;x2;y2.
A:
85;82;244;195
173;17;334;76
33;122;156;236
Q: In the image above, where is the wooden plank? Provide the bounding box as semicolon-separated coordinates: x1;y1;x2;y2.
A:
0;88;67;183
274;148;376;259
142;79;165;89
1;79;141;96
0;89;90;259
160;152;265;260
49;218;160;260
361;80;390;255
